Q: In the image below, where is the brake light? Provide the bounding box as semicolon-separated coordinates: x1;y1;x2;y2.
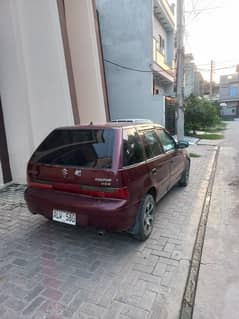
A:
79;186;129;200
28;182;53;190
28;181;128;199
28;164;40;178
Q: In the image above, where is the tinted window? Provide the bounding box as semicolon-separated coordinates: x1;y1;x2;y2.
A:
158;130;175;152
123;128;144;166
30;129;115;169
142;130;163;159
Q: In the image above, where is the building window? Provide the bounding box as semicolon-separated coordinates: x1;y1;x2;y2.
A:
153;36;165;63
153;38;157;62
229;86;238;97
159;35;165;55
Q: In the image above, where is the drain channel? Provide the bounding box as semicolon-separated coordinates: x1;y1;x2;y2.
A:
179;146;220;319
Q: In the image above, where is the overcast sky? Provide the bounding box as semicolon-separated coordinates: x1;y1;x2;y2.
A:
170;0;239;82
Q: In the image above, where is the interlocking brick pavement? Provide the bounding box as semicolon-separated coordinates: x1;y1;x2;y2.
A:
0;145;216;319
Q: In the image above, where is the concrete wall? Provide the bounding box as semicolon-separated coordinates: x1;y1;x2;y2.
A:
0;0;74;184
64;0;107;124
96;0;165;124
152;95;165;124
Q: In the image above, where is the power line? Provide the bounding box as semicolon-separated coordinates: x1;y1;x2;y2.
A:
185;6;222;14
104;59;154;73
105;58;174;75
186;0;201;22
104;58;235;73
104;58;237;81
215;65;237;71
185;0;222;30
104;58;183;85
198;66;237;72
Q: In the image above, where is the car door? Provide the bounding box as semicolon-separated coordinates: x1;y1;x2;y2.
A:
120;127;149;205
157;129;185;188
140;129;170;201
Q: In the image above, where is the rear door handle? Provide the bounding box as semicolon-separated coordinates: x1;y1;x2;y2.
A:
151;168;157;175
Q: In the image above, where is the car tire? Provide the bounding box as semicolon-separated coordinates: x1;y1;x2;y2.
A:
179;160;190;187
133;194;155;241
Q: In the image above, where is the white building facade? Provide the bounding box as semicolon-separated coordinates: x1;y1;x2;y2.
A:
0;0;109;186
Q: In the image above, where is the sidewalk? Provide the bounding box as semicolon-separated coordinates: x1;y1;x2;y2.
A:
0;144;217;319
193;121;239;319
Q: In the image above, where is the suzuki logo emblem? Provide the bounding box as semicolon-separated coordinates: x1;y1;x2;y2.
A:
74;169;81;177
62;168;68;178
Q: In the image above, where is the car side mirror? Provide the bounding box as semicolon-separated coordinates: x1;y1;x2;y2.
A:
177;140;189;149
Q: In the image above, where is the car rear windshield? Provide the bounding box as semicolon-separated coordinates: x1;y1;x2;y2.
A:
30;128;115;169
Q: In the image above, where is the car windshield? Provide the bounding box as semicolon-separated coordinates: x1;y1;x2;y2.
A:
30;128;115;169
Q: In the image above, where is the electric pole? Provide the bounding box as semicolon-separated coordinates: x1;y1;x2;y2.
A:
209;60;214;99
176;0;185;140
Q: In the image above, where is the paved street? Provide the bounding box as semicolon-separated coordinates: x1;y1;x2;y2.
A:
0;144;216;319
194;120;239;319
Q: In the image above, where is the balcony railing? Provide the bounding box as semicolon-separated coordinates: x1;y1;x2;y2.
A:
154;0;175;31
161;0;175;21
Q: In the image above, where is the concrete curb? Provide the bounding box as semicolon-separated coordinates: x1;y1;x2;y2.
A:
180;146;220;319
161;145;218;319
0;181;13;190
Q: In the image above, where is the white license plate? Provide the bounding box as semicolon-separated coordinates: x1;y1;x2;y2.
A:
52;209;76;225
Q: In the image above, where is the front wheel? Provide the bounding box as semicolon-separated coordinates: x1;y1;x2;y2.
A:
179;160;190;187
133;194;155;241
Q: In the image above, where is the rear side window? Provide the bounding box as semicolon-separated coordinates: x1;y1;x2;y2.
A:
30;129;115;169
142;130;163;159
123;128;144;166
157;129;175;152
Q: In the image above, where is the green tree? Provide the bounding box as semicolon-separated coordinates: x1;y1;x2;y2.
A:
184;95;220;134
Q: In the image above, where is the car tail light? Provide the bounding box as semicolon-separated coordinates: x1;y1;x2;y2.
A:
28;164;40;178
79;186;129;200
28;182;128;200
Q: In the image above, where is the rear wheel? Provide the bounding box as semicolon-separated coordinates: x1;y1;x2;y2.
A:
179;160;190;187
133;194;155;241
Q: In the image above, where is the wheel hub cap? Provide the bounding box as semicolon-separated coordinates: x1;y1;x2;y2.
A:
143;201;154;235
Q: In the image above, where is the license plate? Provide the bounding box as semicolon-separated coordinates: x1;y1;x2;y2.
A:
52;209;76;225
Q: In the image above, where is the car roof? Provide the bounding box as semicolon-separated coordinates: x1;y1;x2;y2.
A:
56;122;164;130
111;119;153;124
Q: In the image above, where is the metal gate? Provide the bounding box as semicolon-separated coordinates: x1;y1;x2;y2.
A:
165;96;176;135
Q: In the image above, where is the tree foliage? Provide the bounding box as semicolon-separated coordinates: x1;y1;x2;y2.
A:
184;95;220;134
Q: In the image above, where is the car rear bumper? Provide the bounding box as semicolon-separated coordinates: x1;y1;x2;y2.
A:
24;187;139;232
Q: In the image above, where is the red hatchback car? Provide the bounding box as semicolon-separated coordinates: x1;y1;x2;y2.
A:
25;122;190;240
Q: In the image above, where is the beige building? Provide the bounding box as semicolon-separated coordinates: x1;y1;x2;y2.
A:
0;0;109;186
